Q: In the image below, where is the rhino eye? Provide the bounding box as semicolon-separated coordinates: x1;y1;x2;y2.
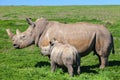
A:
21;35;26;39
22;35;26;38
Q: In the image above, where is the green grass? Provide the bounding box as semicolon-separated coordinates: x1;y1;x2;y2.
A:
0;6;120;80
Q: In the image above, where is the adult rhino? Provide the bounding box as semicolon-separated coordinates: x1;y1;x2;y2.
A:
6;18;114;69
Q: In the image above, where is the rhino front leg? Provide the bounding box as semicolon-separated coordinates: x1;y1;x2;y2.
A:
51;61;56;72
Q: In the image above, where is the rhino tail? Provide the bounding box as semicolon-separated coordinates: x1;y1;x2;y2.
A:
111;34;115;54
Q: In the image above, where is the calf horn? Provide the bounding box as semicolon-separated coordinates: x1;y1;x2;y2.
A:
6;29;14;39
16;29;21;34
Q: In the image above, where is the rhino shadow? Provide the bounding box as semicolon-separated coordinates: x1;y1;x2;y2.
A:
35;61;98;75
60;64;99;75
34;60;120;75
80;65;99;74
35;61;50;67
80;60;120;74
34;61;99;75
108;60;120;66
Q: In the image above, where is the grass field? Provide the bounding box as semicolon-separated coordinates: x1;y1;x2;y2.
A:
0;6;120;80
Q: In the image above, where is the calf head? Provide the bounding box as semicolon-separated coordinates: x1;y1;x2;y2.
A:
6;18;35;49
41;38;58;56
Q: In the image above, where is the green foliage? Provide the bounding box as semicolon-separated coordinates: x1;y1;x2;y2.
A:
0;6;120;80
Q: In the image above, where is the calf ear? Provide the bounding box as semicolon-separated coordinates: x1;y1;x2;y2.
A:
53;38;56;41
6;29;14;39
16;29;21;34
51;38;56;42
49;38;57;46
26;18;35;27
49;41;54;46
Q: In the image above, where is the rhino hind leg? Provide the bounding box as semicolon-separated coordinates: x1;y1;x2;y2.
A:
65;64;73;77
99;56;108;69
77;64;80;75
96;49;110;69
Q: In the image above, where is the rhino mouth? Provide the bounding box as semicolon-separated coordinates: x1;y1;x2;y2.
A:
13;44;20;49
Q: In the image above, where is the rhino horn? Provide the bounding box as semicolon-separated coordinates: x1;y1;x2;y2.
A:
16;29;21;34
6;29;14;39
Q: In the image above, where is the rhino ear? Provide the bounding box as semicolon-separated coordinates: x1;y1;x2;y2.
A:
6;29;14;39
16;29;21;34
26;18;35;27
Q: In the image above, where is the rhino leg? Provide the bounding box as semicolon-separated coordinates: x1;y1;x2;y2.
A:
51;61;57;72
76;54;80;75
77;64;80;75
96;50;109;69
100;48;111;69
99;56;108;69
65;64;73;77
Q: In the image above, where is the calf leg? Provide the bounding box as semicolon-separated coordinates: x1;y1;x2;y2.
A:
51;61;56;72
77;64;80;75
66;64;73;77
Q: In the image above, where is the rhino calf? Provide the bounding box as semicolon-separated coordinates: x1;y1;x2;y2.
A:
41;38;80;76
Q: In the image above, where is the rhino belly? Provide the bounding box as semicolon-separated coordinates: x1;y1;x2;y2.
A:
65;34;95;57
69;40;94;57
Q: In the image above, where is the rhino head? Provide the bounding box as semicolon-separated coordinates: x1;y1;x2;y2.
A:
6;18;35;49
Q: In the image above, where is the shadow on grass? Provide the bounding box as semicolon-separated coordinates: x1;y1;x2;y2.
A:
34;61;98;75
109;60;120;66
35;61;50;67
80;64;99;74
34;60;120;75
